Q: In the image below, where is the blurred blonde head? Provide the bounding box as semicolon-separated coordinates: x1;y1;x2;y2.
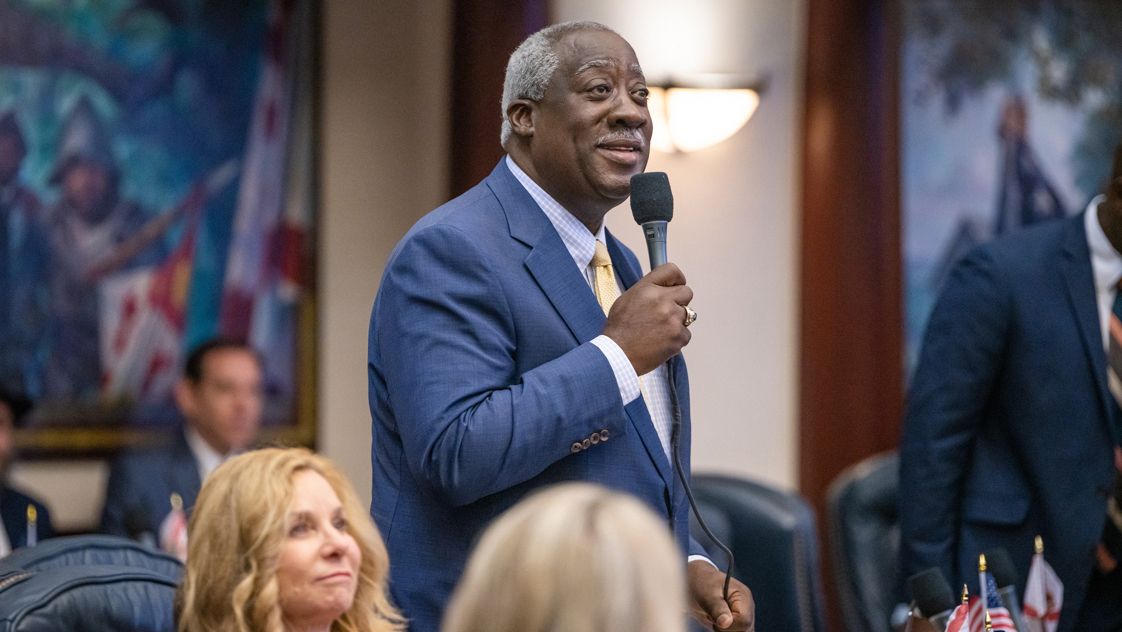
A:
176;447;403;632
442;483;686;632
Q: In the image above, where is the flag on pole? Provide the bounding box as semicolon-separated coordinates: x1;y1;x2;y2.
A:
969;554;1016;632
25;504;37;547
944;585;971;632
159;492;188;562
1023;535;1063;632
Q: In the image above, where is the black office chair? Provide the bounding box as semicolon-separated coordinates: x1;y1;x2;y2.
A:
826;451;901;632
689;474;827;632
0;535;181;632
0;534;182;577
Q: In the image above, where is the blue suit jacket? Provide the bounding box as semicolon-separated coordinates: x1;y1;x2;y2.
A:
1;484;54;550
900;213;1119;630
369;159;699;630
99;429;201;540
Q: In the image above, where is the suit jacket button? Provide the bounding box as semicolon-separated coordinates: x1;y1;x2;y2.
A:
571;442;582;453
581;438;592;449
589;433;600;445
599;429;610;442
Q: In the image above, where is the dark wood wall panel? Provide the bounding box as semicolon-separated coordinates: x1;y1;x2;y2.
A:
801;0;902;628
450;0;548;197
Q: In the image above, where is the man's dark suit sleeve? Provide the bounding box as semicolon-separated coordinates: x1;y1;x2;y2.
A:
373;223;631;507
900;246;1012;583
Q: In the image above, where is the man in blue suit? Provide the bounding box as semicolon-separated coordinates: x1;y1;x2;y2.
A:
901;144;1122;630
0;388;54;556
100;338;263;552
369;21;753;632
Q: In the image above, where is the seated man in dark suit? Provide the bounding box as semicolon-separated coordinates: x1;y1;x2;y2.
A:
0;387;54;556
99;338;263;554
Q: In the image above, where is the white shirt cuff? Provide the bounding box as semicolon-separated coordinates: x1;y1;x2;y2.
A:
688;555;718;569
590;335;641;405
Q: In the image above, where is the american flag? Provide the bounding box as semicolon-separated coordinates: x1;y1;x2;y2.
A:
968;571;1016;632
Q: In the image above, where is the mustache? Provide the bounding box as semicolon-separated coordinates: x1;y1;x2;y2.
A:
595;130;645;146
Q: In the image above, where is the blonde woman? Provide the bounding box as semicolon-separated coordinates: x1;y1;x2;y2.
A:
442;483;687;632
176;447;403;632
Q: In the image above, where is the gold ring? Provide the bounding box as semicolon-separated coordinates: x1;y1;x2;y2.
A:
683;305;697;328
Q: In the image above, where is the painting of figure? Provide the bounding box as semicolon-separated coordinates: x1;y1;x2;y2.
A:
902;1;1122;367
0;0;315;453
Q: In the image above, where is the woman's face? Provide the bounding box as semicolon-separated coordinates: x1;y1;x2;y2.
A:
276;470;362;631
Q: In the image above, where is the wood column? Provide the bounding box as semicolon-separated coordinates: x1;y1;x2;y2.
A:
449;0;548;197
800;0;902;628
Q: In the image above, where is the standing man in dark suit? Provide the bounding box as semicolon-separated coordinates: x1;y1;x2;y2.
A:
900;144;1122;630
100;338;263;553
0;388;54;557
368;21;753;632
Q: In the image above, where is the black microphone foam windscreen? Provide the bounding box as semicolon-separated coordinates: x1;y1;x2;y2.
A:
908;567;956;616
986;548;1019;588
630;172;673;224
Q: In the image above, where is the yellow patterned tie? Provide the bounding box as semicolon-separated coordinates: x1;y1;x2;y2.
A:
592;240;621;315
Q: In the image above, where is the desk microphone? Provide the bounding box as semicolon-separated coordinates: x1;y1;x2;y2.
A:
124;510;156;548
908;567;956;629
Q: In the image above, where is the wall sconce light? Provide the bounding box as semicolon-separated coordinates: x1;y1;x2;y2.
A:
648;75;766;153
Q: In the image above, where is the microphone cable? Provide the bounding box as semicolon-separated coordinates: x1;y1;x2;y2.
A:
667;356;735;603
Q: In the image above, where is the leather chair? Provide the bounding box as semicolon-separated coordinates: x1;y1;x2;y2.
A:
0;535;181;632
826;451;901;632
689;474;827;632
0;534;182;577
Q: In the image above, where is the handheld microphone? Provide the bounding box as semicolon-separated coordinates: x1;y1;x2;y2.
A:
908;567;957;629
630;172;673;269
986;547;1029;631
629;171;735;604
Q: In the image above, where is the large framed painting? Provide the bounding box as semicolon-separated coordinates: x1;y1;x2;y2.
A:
902;1;1122;368
0;0;317;456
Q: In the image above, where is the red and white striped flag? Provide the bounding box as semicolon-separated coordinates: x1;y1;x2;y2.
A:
944;600;971;632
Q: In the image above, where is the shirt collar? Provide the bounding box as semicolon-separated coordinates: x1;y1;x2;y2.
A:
184;425;228;482
1085;194;1122;293
505;155;606;271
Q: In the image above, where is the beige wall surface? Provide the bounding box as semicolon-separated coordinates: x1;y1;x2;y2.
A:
553;0;807;489
317;0;451;507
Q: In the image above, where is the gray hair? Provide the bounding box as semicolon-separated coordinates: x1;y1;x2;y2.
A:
500;21;617;146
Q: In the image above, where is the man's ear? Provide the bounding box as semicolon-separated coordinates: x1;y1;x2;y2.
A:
174;379;197;420
507;99;536;138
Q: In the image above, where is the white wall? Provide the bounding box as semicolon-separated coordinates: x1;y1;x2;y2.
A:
553;0;806;489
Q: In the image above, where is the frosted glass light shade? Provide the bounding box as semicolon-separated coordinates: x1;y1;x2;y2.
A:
648;87;760;153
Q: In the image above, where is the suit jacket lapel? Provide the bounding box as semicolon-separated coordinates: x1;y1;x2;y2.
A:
1060;214;1113;426
490;160;606;344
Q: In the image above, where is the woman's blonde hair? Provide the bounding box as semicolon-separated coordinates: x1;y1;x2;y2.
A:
176;447;403;632
442;482;687;632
